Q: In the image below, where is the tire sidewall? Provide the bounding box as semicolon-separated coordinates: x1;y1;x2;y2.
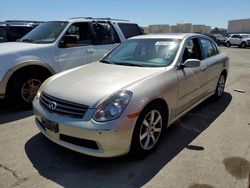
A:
241;42;246;48
7;72;47;107
214;73;226;99
130;103;167;157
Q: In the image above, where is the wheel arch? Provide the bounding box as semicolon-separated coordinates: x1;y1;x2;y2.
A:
139;98;170;127
4;61;55;96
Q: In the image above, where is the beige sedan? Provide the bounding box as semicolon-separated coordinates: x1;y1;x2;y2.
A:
33;33;229;157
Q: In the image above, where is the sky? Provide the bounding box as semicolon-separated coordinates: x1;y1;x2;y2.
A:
2;0;250;28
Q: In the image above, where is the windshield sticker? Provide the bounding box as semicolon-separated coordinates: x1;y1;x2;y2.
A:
155;41;177;46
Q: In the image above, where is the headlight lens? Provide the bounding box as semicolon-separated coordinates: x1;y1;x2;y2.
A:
93;90;132;122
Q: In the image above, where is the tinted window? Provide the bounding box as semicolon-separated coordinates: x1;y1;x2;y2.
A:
0;26;7;42
118;23;142;39
200;38;217;59
65;22;92;45
182;38;202;63
8;26;33;41
93;22;120;44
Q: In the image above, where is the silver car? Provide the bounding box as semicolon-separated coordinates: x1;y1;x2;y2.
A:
33;33;229;157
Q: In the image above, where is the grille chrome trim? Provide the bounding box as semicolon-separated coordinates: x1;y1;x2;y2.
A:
40;92;88;118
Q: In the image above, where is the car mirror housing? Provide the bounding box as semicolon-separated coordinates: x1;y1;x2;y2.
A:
182;59;201;68
59;35;78;48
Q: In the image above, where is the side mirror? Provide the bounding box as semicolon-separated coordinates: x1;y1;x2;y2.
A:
181;59;201;68
59;35;78;48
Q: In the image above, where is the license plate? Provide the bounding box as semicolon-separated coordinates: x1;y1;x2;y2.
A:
41;118;59;133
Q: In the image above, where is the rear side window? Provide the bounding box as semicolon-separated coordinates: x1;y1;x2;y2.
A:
92;22;120;44
65;22;92;45
0;27;7;42
118;23;142;39
200;38;218;59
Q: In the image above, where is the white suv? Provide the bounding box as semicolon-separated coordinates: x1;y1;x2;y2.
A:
0;17;142;106
225;33;250;48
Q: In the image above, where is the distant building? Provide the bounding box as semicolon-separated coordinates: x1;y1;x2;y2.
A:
148;24;171;33
192;25;211;34
176;22;192;33
143;22;211;34
228;19;250;33
206;26;211;34
142;27;149;34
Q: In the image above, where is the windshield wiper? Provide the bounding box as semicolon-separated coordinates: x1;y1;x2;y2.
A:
115;62;145;67
100;59;112;64
20;39;34;43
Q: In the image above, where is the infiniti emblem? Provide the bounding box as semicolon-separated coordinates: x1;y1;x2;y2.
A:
48;101;57;111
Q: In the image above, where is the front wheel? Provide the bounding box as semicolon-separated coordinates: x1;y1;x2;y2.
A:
7;73;47;107
130;104;167;157
214;73;226;99
225;41;231;47
240;42;247;48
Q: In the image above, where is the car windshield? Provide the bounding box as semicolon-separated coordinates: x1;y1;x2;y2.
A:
20;21;68;44
0;26;7;42
102;39;181;67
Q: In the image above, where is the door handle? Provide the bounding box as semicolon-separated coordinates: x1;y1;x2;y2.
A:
86;48;95;53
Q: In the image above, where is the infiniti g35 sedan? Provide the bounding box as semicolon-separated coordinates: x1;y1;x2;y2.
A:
33;33;229;157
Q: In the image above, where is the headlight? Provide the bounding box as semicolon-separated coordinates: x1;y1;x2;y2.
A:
34;89;42;100
93;90;132;122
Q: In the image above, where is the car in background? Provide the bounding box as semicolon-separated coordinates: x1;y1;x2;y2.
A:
207;34;226;46
0;17;142;106
225;33;250;48
0;20;41;42
33;33;229;157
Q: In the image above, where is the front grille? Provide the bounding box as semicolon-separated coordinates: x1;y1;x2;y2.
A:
60;134;99;150
40;92;88;118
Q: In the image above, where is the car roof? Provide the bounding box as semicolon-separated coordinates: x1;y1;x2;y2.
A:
1;20;42;27
66;17;132;24
129;33;203;40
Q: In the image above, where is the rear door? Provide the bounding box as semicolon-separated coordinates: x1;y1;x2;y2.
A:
199;38;222;93
89;21;121;63
176;37;208;115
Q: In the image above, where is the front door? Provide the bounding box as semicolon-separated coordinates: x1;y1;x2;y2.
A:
176;38;208;115
56;22;96;71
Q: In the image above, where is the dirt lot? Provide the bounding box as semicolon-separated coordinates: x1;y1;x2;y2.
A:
0;47;250;188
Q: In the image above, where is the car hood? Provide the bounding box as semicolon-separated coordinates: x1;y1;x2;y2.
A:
43;62;164;108
0;42;44;55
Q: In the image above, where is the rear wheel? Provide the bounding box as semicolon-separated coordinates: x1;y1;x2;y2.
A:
225;41;231;47
214;73;226;99
240;42;247;48
130;103;167;157
7;72;47;107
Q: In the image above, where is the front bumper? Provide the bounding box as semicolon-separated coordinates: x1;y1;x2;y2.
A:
33;98;138;157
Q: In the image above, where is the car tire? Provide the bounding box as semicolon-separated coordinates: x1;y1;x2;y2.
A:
130;103;167;157
214;73;226;99
7;72;47;107
240;42;247;48
225;41;231;47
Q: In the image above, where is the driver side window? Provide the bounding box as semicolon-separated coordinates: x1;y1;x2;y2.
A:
182;38;201;63
65;22;92;46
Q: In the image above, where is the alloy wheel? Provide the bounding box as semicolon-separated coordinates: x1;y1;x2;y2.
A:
139;110;162;150
217;75;225;97
21;79;42;103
